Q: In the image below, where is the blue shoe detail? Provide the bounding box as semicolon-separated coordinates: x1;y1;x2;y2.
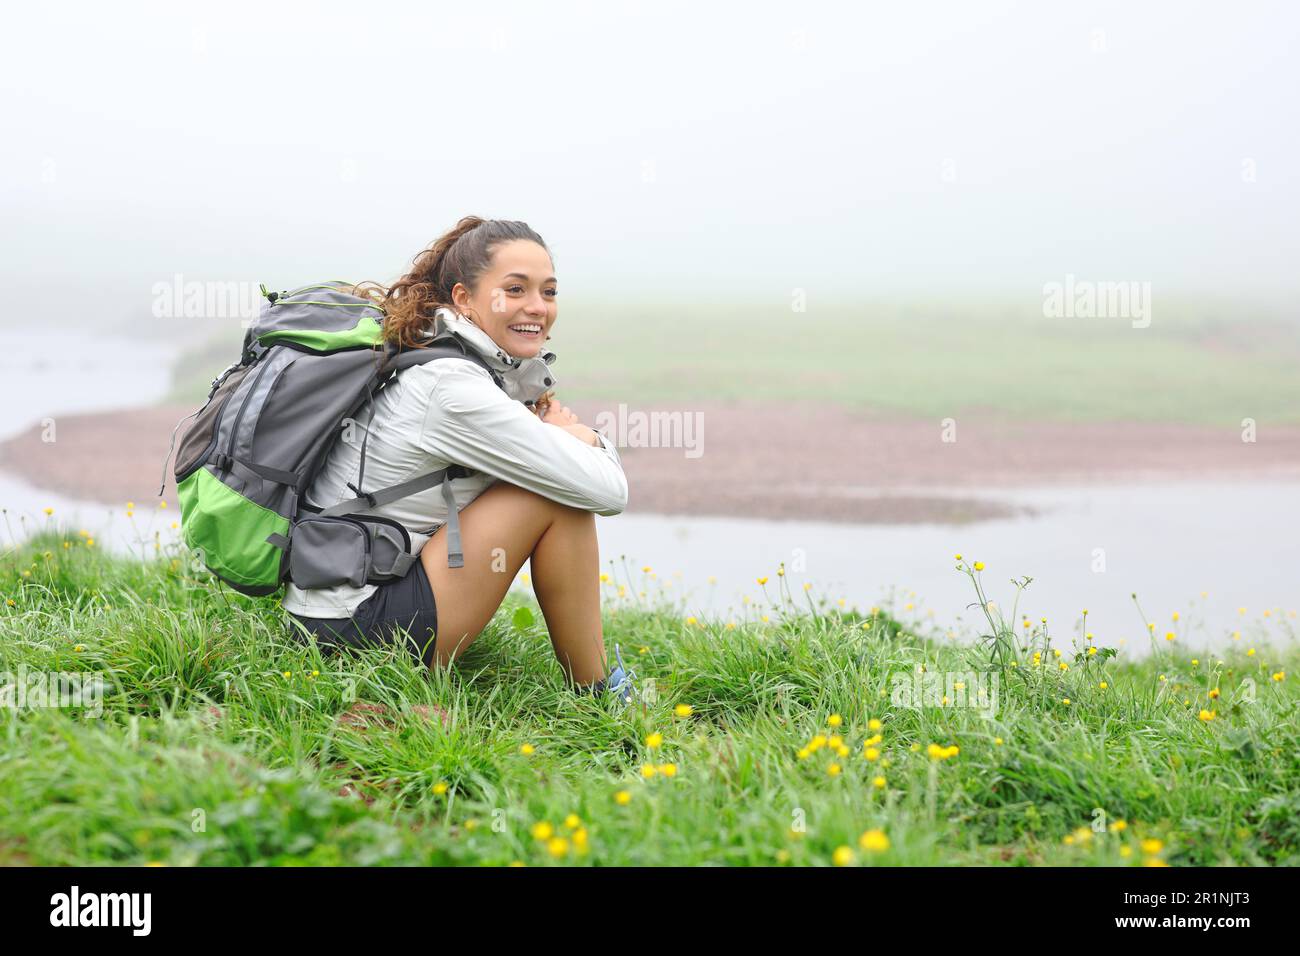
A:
604;644;638;705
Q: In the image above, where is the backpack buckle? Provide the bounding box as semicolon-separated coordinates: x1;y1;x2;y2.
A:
346;482;376;509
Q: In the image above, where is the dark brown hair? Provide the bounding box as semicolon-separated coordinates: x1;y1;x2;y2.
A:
354;216;551;349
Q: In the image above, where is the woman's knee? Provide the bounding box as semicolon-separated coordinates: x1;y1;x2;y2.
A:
493;482;589;521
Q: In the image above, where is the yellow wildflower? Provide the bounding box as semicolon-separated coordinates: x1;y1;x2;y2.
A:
859;829;890;853
531;822;554;841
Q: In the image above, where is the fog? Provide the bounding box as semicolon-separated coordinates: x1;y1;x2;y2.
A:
2;0;1297;332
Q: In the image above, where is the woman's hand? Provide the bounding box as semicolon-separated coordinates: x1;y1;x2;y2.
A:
542;400;579;427
558;423;601;446
539;398;600;446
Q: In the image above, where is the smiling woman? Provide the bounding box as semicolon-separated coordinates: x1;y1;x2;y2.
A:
279;217;635;702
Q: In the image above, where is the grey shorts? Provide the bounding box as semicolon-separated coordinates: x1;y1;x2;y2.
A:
286;561;438;665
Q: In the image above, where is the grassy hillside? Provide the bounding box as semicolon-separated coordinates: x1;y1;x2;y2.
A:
2;530;1296;866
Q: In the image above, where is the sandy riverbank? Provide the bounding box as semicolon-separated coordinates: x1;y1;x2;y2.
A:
3;400;1299;524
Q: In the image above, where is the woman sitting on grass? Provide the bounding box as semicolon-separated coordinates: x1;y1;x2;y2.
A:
283;217;635;702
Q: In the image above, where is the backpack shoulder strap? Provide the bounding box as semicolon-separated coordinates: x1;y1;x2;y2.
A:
300;335;510;569
382;334;506;390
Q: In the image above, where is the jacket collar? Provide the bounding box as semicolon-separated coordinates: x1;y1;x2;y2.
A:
425;307;557;404
426;307;553;371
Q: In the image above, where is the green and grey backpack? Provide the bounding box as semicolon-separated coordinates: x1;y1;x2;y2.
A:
161;281;506;596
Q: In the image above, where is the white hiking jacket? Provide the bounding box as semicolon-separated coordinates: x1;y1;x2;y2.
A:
281;307;628;618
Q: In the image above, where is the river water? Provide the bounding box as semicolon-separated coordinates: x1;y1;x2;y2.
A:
0;330;178;558
588;482;1300;655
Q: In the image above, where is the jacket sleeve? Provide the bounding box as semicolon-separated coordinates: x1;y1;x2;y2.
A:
417;360;629;516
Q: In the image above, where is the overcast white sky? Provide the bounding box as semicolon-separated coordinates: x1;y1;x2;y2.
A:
2;0;1297;328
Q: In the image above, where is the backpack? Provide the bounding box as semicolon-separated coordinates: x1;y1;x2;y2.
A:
160;281;506;596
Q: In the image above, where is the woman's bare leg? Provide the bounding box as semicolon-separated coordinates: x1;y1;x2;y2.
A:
418;481;608;685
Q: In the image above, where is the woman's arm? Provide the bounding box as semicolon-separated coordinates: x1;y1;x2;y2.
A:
418;360;628;515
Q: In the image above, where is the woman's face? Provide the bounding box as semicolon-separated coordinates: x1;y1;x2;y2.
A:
451;239;557;359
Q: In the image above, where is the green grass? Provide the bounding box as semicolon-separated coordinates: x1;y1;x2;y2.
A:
167;300;1300;424
2;531;1297;866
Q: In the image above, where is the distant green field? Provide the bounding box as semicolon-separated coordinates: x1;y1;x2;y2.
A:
165;301;1300;425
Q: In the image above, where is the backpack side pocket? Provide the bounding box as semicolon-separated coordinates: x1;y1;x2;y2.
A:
288;515;372;589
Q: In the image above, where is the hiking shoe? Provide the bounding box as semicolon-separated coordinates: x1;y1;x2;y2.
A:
603;643;639;706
